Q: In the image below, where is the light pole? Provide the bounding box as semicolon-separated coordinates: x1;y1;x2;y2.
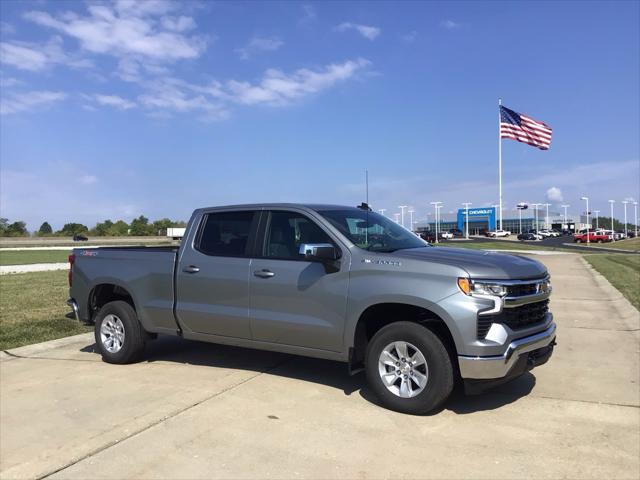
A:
398;205;408;228
378;209;386;216
622;201;629;237
543;203;551;229
581;196;590;244
516;203;527;234
608;200;615;231
561;204;570;232
634;202;638;238
531;203;542;233
408;208;415;231
393;213;400;224
462;202;472;239
430;201;442;244
593;210;600;230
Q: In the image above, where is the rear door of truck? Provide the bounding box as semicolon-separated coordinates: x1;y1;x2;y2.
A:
175;209;260;338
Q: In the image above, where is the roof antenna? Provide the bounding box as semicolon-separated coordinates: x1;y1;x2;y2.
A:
366;169;369;206
358;170;371;211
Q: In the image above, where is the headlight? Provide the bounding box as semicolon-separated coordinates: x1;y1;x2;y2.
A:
457;278;508;297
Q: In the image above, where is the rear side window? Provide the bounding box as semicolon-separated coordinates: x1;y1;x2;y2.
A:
197;211;255;257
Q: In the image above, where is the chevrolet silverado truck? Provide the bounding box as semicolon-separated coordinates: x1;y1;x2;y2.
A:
67;203;556;414
574;231;611;243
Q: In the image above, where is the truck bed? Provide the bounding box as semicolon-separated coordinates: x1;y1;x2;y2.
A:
71;246;180;333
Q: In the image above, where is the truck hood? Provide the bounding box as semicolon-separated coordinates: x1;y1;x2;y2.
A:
393;247;547;280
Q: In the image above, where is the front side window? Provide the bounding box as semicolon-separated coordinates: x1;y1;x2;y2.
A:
197;211;255;257
264;211;334;260
319;209;428;253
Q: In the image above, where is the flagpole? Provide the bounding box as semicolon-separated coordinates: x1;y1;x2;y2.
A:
498;98;503;231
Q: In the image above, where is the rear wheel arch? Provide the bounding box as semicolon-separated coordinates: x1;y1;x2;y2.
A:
88;283;137;323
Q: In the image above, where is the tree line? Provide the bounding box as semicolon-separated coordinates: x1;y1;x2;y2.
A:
0;216;187;237
588;216;638;232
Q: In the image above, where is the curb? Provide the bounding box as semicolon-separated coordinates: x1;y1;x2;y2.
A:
0;333;94;362
561;242;640;254
577;256;640;330
0;263;68;275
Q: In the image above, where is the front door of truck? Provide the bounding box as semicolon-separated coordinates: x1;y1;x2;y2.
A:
175;210;258;338
249;210;350;352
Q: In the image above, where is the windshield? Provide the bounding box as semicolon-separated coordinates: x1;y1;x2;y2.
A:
318;209;429;253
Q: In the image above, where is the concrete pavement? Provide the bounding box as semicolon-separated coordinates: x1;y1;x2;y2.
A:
0;263;68;275
1;253;638;479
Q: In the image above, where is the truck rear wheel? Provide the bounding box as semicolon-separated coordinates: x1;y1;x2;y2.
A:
94;300;145;364
365;321;454;415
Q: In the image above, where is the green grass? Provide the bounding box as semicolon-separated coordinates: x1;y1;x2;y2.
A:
587;237;640;252
0;250;71;265
583;254;640;310
0;270;91;350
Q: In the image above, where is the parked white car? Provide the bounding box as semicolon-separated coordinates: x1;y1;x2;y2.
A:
440;231;454;239
488;230;511;238
538;230;553;238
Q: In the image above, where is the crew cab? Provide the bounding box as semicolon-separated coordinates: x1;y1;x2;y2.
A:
67;204;556;414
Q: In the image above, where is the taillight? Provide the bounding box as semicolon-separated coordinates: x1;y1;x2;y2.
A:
68;254;75;287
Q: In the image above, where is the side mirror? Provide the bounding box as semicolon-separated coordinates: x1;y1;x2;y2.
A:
299;243;337;261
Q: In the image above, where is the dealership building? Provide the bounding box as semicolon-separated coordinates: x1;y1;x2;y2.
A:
416;206;577;234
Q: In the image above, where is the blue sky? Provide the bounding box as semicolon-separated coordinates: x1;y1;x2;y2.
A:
1;0;638;230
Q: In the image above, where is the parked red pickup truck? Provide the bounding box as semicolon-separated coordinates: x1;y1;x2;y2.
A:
574;232;611;243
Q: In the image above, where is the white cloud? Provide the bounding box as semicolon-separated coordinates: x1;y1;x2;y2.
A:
401;31;418;43
299;5;317;24
546;186;564;203
0;36;89;72
336;22;381;41
222;58;371;106
23;4;206;62
1;21;16;35
440;20;460;29
161;15;196;32
80;174;98;185
0;90;66;115
93;94;137;110
0;76;21;88
137;78;229;121
236;36;284;60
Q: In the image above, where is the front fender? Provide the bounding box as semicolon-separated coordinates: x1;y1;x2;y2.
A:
343;292;465;356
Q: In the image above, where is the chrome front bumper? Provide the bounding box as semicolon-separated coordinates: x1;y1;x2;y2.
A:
458;322;557;379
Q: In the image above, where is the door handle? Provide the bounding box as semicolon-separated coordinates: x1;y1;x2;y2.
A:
254;269;275;278
182;265;200;274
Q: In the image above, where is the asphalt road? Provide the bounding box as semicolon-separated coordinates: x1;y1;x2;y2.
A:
1;254;638;479
458;235;639;254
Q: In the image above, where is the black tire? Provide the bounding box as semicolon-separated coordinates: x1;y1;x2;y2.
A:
365;321;454;415
94;300;145;364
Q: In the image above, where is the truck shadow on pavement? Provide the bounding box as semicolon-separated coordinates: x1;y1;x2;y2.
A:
81;335;535;415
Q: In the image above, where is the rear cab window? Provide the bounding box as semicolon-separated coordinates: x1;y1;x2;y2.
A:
196;211;257;257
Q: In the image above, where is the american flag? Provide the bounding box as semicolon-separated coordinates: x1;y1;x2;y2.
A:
500;106;552;150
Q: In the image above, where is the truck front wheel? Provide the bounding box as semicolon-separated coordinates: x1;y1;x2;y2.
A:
365;321;454;415
94;300;145;364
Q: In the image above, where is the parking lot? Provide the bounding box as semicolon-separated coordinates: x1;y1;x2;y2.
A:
1;253;639;480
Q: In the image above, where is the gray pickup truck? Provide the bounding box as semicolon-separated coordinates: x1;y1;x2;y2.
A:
67;203;556;414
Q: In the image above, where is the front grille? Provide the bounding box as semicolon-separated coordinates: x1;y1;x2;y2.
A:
507;283;540;297
477;300;549;338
